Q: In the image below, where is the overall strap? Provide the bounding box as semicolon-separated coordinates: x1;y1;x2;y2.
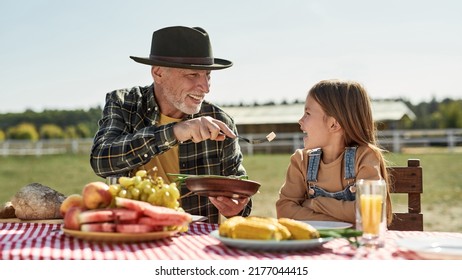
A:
344;146;357;180
305;147;358;201
306;148;322;183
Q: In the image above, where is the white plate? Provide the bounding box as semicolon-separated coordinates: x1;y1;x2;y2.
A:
209;230;333;251
301;220;352;230
396;237;462;260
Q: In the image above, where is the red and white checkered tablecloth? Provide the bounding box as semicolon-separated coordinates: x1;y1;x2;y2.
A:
1;222;461;260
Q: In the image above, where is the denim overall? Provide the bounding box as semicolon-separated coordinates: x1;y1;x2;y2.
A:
306;147;357;201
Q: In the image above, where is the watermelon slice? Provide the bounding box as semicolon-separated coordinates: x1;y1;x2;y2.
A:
116;224;159;233
112;208;140;221
81;222;116;232
79;209;114;224
138;216;177;227
114;197;192;226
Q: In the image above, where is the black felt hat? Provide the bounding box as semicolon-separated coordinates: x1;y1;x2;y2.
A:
130;26;232;70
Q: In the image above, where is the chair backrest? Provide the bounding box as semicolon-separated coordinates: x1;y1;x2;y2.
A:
387;159;423;231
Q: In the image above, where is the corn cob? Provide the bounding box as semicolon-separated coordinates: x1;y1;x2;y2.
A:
247;216;291;240
230;219;280;240
278;218;320;240
219;216;246;237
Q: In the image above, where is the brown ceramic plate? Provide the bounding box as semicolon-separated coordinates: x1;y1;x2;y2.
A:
62;228;179;243
185;176;261;198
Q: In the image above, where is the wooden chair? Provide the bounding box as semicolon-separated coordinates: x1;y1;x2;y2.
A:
387;159;423;231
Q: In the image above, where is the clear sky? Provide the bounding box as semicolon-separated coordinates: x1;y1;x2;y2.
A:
1;0;461;113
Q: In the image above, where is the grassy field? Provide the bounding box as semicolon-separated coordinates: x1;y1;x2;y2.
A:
1;151;461;232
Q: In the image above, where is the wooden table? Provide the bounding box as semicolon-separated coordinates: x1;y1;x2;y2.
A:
2;222;462;260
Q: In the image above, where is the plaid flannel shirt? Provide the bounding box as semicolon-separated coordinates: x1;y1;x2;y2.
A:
90;84;252;223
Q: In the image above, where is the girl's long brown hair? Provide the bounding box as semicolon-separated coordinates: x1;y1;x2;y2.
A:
309;79;393;225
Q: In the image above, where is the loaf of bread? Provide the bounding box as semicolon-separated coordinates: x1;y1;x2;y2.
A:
10;183;66;220
0;201;16;218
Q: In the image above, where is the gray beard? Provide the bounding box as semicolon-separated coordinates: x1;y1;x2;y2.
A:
174;101;201;115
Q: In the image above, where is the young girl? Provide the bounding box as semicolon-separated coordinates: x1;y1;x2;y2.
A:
276;79;392;225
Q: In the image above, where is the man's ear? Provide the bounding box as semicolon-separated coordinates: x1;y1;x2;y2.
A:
151;66;162;81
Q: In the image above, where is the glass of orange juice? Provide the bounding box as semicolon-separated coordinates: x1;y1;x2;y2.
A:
355;179;387;248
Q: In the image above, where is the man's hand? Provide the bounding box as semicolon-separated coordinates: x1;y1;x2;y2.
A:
173;116;236;143
209;196;249;217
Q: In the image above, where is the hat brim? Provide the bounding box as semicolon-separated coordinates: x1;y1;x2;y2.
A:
129;56;232;70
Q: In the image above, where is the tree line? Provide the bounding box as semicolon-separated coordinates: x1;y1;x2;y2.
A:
404;98;462;129
0;107;101;140
0;98;461;141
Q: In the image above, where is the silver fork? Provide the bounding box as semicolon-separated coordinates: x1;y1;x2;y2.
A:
237;132;276;144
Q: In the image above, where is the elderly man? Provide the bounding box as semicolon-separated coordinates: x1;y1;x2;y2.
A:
90;26;250;223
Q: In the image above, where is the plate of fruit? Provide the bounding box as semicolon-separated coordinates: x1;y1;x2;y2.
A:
60;171;192;243
61;197;191;243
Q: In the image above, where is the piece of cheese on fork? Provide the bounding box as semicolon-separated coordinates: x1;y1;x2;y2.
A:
266;132;276;142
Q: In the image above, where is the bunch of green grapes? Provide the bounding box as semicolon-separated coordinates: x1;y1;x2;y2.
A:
108;170;181;210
